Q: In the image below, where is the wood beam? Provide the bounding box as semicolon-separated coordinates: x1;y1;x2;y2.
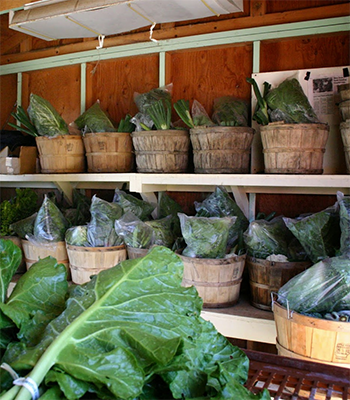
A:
1;3;349;65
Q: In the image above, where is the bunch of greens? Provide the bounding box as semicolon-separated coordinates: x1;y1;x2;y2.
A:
87;195;123;247
0;242;270;400
31;195;69;243
277;255;350;314
65;225;89;247
173;99;195;129
338;192;350;256
211;96;249;127
61;190;91;227
28;93;69;137
244;216;308;261
8;105;38;137
195;186;248;252
113;189;154;221
117;114;136;133
283;203;341;264
10;213;37;240
265;78;319;124
246;78;271;126
145;216;176;248
174;99;215;128
145;98;172;130
179;213;236;259
134;85;172;115
157;192;183;238
75;101;116;133
114;212;154;249
0;189;38;237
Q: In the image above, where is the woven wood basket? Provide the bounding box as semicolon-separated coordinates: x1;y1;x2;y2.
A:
246;256;311;311
66;244;127;284
36;135;85;173
131;130;190;173
83;132;134;172
260;122;329;174
273;301;350;368
189;126;254;173
340;120;350;174
179;252;246;308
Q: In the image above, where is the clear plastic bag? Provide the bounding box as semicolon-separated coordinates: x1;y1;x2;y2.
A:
277;255;350;314
65;225;89;247
114;212;154;249
74;101;116;133
211;96;249;127
134;83;173;114
113;189;155;221
145;215;176;248
10;213;37;240
191;100;215;127
178;213;236;259
157;192;183;238
87;195;123;247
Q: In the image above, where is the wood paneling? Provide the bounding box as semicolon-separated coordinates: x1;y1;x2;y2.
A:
21;65;81;125
169;44;253;116
0;74;17;130
260;33;350;72
85;55;159;125
266;0;350;14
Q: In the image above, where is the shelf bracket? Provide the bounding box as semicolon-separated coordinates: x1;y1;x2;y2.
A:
53;181;74;204
230;186;249;219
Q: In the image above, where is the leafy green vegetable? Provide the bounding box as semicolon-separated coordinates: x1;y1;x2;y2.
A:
277;255;350;314
338;192;350;255
0;189;38;237
10;213;37;240
65;226;89;247
145;98;172;130
157;192;183;238
266;78;319;124
192;99;215;127
87;195;123;247
74;102;115;133
195;186;248;251
246;78;270;126
244;216;307;261
33;195;69;243
0;239;22;303
145;216;175;248
0;246;269;400
114;212;154;249
8;105;38;137
283;204;341;263
134;85;172;114
174;99;195;129
28;94;69;137
113;189;154;221
117;114;136;133
211;96;249;127
179;213;236;258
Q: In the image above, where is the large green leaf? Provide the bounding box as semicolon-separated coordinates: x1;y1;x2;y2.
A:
0;239;22;303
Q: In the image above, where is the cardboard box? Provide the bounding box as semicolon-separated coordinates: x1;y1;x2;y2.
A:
0;146;37;174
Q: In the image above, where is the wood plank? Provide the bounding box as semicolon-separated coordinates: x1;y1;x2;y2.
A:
0;0;36;13
0;74;17;129
1;3;349;65
250;0;267;17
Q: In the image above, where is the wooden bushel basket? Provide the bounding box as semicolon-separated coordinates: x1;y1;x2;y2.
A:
260;122;329;174
340;120;350;174
131;130;190;173
273;300;350;368
179;252;246;308
189;126;255;173
66;244;127;284
36;135;85;173
83;132;134;172
246;256;311;311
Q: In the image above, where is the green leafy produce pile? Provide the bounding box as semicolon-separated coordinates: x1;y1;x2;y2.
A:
75;101;116;133
0;189;38;237
145;215;176;248
113;189;155;221
28;93;69;136
0;242;270;400
211;96;249;127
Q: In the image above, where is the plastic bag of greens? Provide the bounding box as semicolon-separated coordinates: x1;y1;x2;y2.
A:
62;190;91;227
338;191;350;255
283;203;341;264
130;112;154;132
114;212;154;249
28;93;69;137
113;189;155;221
277;255;350;314
74;101;115;133
157;192;183;238
178;213;236;259
10;213;37;240
266;78;319;124
145;216;175;248
65;225;89;247
87;195;123;247
195;186;248;250
192;100;215;127
134;83;172;114
243;216;306;261
32;195;69;243
211;96;249;127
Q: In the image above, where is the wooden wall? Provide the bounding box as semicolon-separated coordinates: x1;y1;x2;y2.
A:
0;0;349;216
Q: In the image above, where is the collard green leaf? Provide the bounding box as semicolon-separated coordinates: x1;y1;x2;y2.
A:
0;257;68;346
0;239;22;303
